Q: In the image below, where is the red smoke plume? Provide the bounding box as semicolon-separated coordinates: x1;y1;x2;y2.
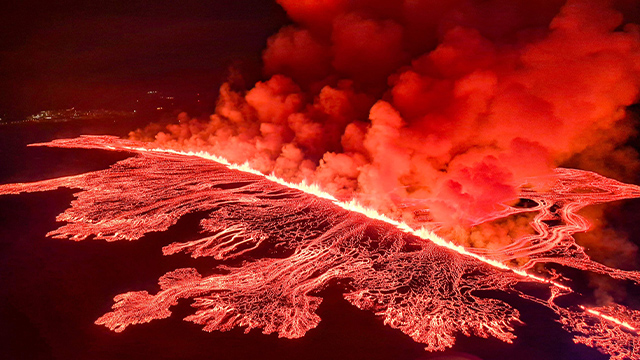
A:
132;0;640;225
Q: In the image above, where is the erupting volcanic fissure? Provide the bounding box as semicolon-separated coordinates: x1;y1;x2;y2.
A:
1;135;640;359
4;0;640;358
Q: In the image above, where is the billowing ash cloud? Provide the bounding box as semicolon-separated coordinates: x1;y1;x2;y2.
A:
132;0;640;225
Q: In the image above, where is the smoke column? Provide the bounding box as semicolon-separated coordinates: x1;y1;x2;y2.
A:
132;0;640;227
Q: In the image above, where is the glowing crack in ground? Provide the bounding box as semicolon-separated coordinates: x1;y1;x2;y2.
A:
1;135;640;359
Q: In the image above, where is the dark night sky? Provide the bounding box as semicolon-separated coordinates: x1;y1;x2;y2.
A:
0;0;289;120
1;0;639;121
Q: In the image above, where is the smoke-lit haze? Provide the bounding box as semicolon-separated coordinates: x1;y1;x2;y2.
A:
132;0;640;235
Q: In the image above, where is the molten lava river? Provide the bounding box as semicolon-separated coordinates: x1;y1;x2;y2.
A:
1;135;640;359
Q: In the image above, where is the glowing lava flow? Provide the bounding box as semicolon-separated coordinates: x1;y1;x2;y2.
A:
579;306;637;332
1;135;640;359
132;143;570;290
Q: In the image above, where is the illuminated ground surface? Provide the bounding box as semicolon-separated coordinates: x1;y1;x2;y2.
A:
1;117;639;360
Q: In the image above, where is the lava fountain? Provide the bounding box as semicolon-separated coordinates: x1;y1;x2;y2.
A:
1;135;639;359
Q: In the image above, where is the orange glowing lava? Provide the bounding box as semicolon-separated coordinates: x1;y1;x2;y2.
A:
1;135;640;359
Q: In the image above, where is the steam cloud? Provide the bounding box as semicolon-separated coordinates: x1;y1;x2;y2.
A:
131;0;640;228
